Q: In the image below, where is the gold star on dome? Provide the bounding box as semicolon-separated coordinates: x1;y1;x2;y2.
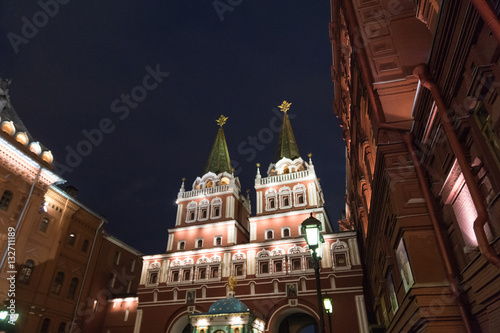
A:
216;115;228;127
278;100;292;113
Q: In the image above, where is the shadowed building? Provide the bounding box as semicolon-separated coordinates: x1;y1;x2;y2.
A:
329;0;500;332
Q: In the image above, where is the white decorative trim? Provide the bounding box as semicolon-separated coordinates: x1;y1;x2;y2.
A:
198;199;209;221
186;201;197;222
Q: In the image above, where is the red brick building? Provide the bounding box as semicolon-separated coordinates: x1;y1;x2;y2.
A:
329;0;500;332
136;106;368;332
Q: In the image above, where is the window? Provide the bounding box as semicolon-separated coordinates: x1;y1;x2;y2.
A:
211;197;222;219
293;184;307;207
178;241;185;250
279;187;292;209
66;277;79;299
198;199;209;221
292;259;301;271
275;262;282;272
57;322;66;333
196;238;203;248
335;253;347;267
199;268;206;279
67;233;76;246
51;272;65;294
211;267;219;278
40;318;51;333
331;240;351;271
39;217;49;232
184;270;190;281
260;262;269;274
214;236;222;246
282;227;290;238
0;190;13;211
265;189;277;211
221;177;230;185
172;271;179;282
149;272;158;284
206;180;213;188
186;202;197;222
235;265;243;276
114;251;121;265
81;240;89;252
19;259;35;284
266;229;274;240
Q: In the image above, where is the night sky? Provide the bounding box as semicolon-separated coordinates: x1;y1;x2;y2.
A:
0;1;345;255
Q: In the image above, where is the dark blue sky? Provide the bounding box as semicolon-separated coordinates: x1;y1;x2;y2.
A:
0;1;345;255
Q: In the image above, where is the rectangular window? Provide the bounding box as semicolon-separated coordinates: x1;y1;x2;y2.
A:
114;251;121;265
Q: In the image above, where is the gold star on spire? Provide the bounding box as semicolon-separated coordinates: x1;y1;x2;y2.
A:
216;115;229;127
278;100;292;113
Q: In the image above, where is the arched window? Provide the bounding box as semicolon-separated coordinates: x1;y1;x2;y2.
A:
81;239;89;252
39;217;49;232
40;318;51;333
178;241;185;250
19;259;35;284
57;322;66;333
211;197;222;219
198;199;209;221
186;202;197;222
206;180;213;188
184;270;190;281
279;186;292;209
282;227;290;238
66;277;79;299
0;190;13;211
266;230;274;240
51;272;65;294
265;189;277;211
197;239;203;248
260;262;269;274
293;184;307;207
293;259;301;271
199;268;206;279
211;267;218;278
214;236;222;246
172;271;179;282
149;272;158;284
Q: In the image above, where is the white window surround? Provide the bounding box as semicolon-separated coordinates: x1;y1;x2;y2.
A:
281;227;291;238
331;240;351;271
279;186;292;209
186;202;197;222
265;229;274;240
210;197;222;219
214;235;222;246
265;189;278;211
293;184;307;207
178;240;186;250
198;199;209;221
196;238;203;248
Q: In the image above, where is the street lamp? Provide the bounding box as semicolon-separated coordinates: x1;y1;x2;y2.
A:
302;213;326;333
323;297;333;333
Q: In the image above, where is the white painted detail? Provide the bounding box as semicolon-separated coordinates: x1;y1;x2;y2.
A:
167;234;173;251
355;295;369;333
175;204;183;226
133;309;143;333
257;191;263;214
250;223;257;241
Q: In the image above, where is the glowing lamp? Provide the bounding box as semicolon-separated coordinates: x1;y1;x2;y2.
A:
0;311;7;320
301;213;324;251
323;298;333;314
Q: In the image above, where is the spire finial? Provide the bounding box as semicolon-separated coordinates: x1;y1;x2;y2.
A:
216;115;229;127
278;100;292;113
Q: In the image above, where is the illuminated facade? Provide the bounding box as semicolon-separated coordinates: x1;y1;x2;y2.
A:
330;0;500;332
137;106;368;332
0;80;142;333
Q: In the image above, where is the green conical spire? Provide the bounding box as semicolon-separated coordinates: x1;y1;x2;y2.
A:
203;115;232;174
274;101;301;162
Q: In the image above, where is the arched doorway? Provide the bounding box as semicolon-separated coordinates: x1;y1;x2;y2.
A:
278;313;317;333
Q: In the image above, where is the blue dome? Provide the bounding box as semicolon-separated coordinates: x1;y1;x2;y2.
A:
209;297;249;314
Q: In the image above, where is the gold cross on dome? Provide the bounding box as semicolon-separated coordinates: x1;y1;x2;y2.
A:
278;100;292;113
216;115;228;127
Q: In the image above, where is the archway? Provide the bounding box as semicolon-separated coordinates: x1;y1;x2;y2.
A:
278;313;317;333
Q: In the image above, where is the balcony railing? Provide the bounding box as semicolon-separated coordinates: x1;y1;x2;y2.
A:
181;185;230;198
259;170;309;185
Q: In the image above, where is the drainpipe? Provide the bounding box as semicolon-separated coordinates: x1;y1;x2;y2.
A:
403;133;477;333
470;0;500;44
413;63;500;268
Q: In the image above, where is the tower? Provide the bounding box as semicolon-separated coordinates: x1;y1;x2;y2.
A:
138;105;366;333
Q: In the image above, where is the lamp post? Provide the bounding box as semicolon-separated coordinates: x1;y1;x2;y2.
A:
323;297;333;333
302;213;326;333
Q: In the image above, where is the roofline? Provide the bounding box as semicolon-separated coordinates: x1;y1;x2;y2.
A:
104;233;143;256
